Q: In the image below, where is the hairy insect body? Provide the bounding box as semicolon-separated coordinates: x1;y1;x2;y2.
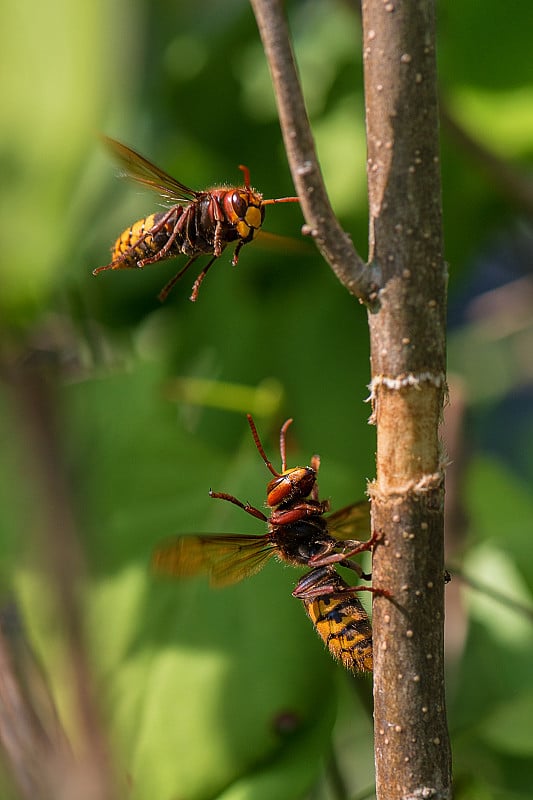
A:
153;415;385;673
109;190;265;270
93;138;294;301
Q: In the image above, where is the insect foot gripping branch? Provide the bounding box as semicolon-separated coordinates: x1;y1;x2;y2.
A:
152;414;388;671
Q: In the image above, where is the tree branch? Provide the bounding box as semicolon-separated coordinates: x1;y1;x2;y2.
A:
251;0;452;797
362;0;451;797
249;0;379;306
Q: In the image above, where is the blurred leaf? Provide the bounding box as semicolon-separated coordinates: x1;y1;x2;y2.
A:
449;457;533;752
214;702;336;800
481;689;533;756
3;0;533;797
0;0;138;318
465;456;533;586
4;360;355;799
438;0;533;91
462;544;533;648
447;88;533;158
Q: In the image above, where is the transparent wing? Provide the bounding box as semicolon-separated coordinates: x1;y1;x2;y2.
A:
254;230;310;254
151;534;275;588
326;500;371;541
103;136;201;203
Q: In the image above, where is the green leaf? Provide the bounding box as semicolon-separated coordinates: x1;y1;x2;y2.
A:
465;457;533;587
481;689;533;756
5;362;351;799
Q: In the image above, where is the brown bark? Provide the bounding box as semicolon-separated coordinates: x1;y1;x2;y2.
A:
362;1;451;797
250;0;452;797
249;0;379;306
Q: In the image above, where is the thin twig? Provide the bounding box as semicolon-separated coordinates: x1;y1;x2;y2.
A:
450;566;533;623
249;0;379;306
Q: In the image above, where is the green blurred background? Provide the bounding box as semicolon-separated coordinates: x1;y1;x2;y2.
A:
1;1;533;798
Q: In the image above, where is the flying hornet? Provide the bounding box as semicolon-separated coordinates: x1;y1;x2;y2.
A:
93;138;300;302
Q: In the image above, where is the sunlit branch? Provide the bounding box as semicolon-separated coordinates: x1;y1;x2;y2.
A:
249;0;379;307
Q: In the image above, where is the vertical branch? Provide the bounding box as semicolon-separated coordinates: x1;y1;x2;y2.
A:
250;0;452;797
362;1;451;798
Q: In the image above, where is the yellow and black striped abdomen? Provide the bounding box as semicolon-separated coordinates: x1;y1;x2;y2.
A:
94;137;300;300
293;566;374;672
110;210;187;269
112;213;158;265
106;197;225;272
306;592;373;672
